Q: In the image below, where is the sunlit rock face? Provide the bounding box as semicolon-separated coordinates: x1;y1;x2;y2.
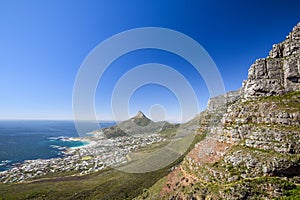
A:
243;22;300;99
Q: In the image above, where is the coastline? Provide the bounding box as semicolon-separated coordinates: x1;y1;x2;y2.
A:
0;132;165;183
68;138;96;149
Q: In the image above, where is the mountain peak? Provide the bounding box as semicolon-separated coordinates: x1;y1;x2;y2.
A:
131;111;151;126
134;111;146;119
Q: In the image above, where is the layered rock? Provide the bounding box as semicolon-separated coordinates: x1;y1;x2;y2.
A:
220;92;300;153
207;89;241;112
243;22;300;99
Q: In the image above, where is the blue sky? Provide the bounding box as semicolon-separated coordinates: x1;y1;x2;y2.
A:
1;0;300;121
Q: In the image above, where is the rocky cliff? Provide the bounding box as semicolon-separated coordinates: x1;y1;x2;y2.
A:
243;22;300;99
136;23;300;200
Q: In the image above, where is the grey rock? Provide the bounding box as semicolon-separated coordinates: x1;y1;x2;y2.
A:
243;22;300;99
207;89;242;112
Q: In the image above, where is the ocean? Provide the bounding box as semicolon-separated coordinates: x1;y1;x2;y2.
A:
0;120;115;171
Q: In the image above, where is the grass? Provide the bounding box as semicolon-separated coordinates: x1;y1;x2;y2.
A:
279;185;300;199
131;133;208;199
133;177;168;200
0;164;177;200
158;125;179;138
118;133;199;173
241;91;300;113
218;177;298;199
133;117;151;127
133;140;170;154
0;168;171;200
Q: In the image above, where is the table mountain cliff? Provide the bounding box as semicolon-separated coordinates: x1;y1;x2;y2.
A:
136;22;300;200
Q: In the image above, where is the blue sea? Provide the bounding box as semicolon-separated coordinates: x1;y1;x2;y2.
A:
0;120;115;171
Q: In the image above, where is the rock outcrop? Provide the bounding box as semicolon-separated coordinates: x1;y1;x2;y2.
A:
134;110;148;119
207;89;241;112
243;22;300;99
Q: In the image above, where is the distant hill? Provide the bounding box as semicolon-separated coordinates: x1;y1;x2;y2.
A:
101;111;171;138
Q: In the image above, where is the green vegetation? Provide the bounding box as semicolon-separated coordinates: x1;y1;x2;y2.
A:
158;123;179;138
222;177;297;199
0;168;169;200
279;185;300;199
0;160;180;200
134;140;170;154
133;177;167;200
133;133;208;199
133;117;151;127
241;91;300;113
103;126;127;138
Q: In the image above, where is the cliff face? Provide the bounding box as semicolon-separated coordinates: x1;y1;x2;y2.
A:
243;22;300;99
136;23;300;200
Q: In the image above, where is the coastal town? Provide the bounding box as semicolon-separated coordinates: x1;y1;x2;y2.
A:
0;132;165;183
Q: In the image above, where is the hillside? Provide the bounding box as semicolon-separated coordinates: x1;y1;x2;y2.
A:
101;111;168;138
136;22;300;199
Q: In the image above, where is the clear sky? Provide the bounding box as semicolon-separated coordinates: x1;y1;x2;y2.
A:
1;0;300;122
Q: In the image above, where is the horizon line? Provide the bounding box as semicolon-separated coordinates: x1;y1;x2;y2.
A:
0;118;182;123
